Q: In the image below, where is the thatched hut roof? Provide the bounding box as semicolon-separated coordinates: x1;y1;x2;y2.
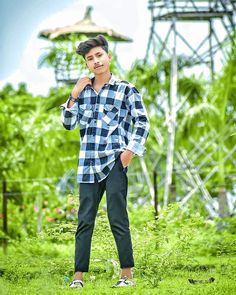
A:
39;6;132;42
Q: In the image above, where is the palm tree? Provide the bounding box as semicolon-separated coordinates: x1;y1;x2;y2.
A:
178;47;236;217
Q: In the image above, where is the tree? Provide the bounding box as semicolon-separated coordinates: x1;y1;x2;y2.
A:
178;47;236;216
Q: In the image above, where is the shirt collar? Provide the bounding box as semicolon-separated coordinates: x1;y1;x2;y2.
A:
108;73;120;85
89;73;120;87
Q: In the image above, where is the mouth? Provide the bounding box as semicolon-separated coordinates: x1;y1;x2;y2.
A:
94;65;103;69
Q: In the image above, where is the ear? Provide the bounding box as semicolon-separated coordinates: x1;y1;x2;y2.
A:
108;53;112;62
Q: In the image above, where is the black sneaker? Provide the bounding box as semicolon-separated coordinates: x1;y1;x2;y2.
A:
111;277;136;288
69;279;84;288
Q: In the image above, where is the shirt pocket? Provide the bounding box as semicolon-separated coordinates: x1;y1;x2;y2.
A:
79;104;93;126
102;104;119;126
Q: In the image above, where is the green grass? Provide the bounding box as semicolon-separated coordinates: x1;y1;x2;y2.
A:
0;242;235;295
0;259;235;295
0;205;235;294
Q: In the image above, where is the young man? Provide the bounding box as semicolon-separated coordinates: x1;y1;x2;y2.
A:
60;35;150;288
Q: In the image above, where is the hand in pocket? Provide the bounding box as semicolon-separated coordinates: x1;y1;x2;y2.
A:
120;150;134;168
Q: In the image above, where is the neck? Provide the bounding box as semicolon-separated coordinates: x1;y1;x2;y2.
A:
94;72;111;85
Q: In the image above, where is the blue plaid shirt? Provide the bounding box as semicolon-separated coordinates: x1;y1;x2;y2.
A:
60;74;150;183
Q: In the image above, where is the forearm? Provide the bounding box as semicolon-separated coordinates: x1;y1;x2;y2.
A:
67;100;76;108
60;77;90;129
67;88;81;108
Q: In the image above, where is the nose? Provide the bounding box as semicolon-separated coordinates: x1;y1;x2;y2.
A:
94;56;100;63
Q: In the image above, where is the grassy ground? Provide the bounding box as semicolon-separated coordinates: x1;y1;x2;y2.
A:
0;243;235;295
1;273;235;295
0;266;235;295
1;205;235;294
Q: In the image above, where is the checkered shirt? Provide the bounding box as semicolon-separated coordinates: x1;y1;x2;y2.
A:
60;74;150;183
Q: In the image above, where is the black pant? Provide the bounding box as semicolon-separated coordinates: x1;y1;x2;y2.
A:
74;153;135;272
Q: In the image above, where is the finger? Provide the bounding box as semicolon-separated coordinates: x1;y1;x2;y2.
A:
78;77;89;83
86;79;92;84
83;81;92;87
81;77;91;83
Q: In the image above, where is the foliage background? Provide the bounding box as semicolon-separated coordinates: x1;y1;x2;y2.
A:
0;27;236;295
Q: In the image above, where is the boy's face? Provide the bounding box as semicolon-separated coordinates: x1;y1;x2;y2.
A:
85;46;111;75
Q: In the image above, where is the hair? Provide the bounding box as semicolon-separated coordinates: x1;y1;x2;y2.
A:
76;35;109;58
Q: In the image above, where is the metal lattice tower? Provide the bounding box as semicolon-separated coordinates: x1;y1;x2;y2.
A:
145;0;236;215
146;0;236;76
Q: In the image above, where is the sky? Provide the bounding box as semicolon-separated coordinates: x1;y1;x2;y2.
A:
0;0;151;95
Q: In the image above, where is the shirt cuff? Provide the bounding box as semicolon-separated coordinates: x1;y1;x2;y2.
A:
126;140;146;157
60;99;78;114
